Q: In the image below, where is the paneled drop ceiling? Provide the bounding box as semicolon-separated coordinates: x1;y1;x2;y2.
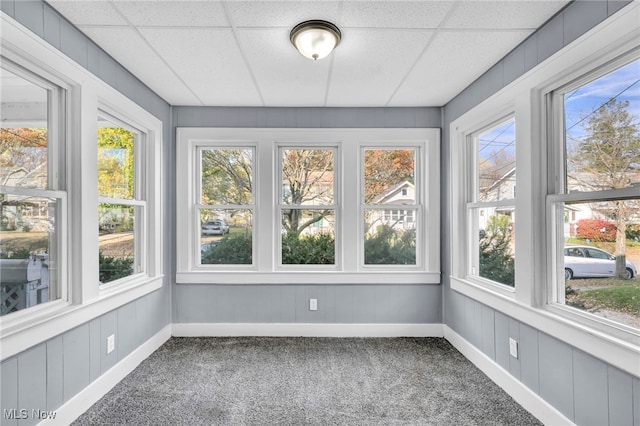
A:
46;1;570;107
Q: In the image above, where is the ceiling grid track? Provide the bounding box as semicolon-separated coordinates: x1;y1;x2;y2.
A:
384;1;462;107
107;0;206;105
221;1;266;107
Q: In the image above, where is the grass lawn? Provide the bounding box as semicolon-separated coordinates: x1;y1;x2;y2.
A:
566;277;640;321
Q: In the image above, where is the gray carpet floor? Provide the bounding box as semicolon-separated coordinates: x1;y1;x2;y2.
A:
73;337;541;425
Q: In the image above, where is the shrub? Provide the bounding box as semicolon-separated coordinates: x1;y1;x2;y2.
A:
202;233;252;264
479;216;515;286
575;219;616;242
364;225;416;265
99;252;134;283
626;224;640;241
282;233;335;264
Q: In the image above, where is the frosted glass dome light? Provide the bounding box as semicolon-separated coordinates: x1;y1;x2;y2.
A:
290;20;341;61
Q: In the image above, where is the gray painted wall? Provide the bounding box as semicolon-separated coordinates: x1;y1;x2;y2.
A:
0;1;172;424
172;105;442;325
441;1;640;425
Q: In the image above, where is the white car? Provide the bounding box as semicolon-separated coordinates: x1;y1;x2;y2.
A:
201;220;229;235
564;245;637;280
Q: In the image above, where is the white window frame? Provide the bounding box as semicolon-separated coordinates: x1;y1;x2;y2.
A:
276;144;340;270
0;13;163;360
450;2;640;376
176;128;440;284
465;116;517;294
360;144;425;270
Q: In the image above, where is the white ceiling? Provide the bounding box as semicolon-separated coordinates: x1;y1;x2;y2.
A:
46;0;570;107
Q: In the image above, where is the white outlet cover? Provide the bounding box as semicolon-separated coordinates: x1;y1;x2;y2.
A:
107;334;115;354
509;337;518;359
309;299;318;311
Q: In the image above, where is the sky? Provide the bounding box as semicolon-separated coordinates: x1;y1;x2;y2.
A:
477;58;640;170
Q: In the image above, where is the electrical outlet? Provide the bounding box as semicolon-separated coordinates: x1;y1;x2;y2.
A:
107;334;115;354
309;298;318;311
509;337;518;359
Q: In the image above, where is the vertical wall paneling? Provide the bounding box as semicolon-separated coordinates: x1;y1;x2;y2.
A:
100;310;118;374
537;334;575;421
45;336;63;411
493;310;510;370
507;318;521;380
14;0;44;38
480;304;495;360
563;1;608;46
632;377;640;426
0;358;18;426
62;325;90;403
518;323;539;394
42;5;61;49
573;350;609;426
607;366;634;426
18;345;47;426
117;302;137;361
89;318;102;382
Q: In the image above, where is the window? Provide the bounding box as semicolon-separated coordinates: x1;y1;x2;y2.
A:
97;113;144;284
0;16;163;359
279;147;337;266
468;119;516;287
0;60;65;316
549;55;640;331
450;4;639;376
199;147;254;266
176;128;440;284
363;148;419;266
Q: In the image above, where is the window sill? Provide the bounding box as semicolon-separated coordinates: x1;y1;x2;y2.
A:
177;271;441;285
450;275;640;377
0;275;163;360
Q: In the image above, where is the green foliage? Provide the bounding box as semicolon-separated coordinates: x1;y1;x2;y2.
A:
281;233;335;264
99;251;133;283
364;225;416;265
479;215;515;286
566;283;640;315
97;127;135;199
626;224;640;241
0;247;31;259
202;233;252;264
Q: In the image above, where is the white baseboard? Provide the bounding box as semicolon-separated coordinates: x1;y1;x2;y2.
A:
172;323;443;338
443;326;573;426
40;324;172;426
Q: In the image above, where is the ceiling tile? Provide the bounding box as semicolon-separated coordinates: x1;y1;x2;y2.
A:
81;27;201;105
444;1;570;29
328;29;433;106
113;0;229;27
389;30;532;106
341;1;454;29
226;1;342;27
237;28;331;106
139;28;262;106
48;1;126;26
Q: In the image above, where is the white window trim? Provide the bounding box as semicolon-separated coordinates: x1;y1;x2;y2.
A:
450;2;640;376
176;127;440;284
0;13;163;360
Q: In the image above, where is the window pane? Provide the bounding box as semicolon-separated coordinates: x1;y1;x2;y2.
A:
281;209;335;264
281;149;334;206
201;148;253;205
476;119;516;202
364;149;416;204
98;203;135;283
1;195;57;315
200;209;252;265
364;209;416;265
564;59;640;193
0;67;48;189
97;117;135;199
475;210;515;286
560;199;639;329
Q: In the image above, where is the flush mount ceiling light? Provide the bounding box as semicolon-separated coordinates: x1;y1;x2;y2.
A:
290;20;341;61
